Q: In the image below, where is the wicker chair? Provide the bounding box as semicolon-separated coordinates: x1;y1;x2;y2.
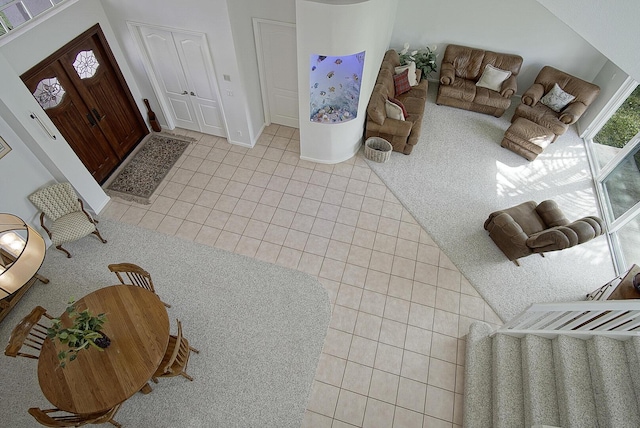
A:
4;305;53;359
28;182;107;258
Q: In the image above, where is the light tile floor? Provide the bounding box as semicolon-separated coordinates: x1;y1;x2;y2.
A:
101;125;503;428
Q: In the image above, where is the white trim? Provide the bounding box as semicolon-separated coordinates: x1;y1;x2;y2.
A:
0;0;79;47
582;77;638;139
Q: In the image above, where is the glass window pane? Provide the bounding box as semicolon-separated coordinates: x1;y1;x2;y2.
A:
73;50;99;79
617;215;640;270
22;0;53;18
591;85;640;170
33;77;65;109
2;3;29;29
602;145;640;220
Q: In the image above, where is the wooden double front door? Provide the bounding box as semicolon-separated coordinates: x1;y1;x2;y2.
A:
21;24;148;183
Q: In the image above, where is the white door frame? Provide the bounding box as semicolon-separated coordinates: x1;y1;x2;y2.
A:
127;21;228;137
252;18;296;126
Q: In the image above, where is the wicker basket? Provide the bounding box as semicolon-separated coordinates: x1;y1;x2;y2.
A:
364;137;392;163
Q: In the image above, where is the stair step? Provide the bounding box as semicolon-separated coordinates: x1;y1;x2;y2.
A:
463;322;494;428
624;336;640;411
587;335;640;428
492;333;524;428
552;335;598;428
521;334;560;427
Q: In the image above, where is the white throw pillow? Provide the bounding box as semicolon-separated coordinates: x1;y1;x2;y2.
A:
540;83;576;112
395;61;418;86
385;99;405;121
476;64;512;92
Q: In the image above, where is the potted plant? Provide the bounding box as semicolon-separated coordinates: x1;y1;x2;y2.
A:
398;43;438;79
47;299;109;368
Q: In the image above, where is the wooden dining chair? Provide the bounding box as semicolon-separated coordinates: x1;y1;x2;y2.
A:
108;262;171;308
28;403;122;427
152;319;199;383
4;306;53;359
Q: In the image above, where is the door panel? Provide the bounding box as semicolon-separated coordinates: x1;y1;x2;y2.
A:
139;27;200;132
61;32;148;158
21;24;148;183
174;33;226;136
256;21;298;128
23;62;118;183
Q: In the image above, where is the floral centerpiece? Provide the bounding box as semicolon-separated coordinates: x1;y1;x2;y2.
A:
398;43;438;78
47;299;109;367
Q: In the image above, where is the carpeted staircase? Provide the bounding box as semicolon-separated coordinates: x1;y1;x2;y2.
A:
464;322;640;428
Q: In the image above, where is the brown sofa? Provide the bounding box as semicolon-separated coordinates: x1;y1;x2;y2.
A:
365;50;428;155
436;44;523;117
484;200;605;266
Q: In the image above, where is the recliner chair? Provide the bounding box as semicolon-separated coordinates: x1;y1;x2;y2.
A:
511;66;600;141
483;200;605;266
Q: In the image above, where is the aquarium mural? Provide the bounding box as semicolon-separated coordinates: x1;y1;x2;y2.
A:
310;51;365;123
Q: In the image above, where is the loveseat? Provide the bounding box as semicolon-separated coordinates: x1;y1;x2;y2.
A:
365;50;428;155
436;44;523;117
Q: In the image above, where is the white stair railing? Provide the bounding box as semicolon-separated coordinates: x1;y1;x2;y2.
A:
496;300;640;339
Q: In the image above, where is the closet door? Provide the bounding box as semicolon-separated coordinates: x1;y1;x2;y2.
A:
60;31;149;158
138;27;200;132
173;33;225;136
137;26;226;137
23;61;119;183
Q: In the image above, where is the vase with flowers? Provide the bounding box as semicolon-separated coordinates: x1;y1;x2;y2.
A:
397;43;438;79
47;299;109;368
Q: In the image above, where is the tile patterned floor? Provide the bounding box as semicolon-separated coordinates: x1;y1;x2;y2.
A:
101;125;503;428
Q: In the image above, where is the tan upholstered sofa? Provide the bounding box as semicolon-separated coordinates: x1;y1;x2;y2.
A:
436;44;523;117
365;50;428;155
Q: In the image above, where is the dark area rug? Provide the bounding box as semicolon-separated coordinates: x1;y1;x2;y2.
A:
105;133;194;204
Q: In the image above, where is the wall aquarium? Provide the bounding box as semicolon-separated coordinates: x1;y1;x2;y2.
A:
309;51;365;123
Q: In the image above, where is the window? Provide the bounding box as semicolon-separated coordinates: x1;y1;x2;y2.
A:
0;0;65;37
586;82;640;272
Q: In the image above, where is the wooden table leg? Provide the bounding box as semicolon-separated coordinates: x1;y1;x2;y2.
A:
140;383;153;394
35;273;49;284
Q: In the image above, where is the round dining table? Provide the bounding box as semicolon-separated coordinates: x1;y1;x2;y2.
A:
38;285;170;414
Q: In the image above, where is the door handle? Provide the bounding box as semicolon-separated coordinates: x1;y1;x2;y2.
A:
92;108;103;122
190;91;196;96
182;91;188;95
87;112;97;126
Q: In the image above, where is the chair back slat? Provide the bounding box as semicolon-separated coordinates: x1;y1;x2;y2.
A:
28;403;122;427
108;262;171;307
5;306;53;359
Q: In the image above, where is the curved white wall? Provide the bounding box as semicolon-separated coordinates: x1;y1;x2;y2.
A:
296;0;398;164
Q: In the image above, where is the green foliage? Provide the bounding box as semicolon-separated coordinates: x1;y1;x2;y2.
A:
47;299;107;368
595;85;640;148
397;43;438;78
594;85;640;170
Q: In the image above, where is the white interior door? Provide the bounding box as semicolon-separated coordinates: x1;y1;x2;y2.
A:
136;26;226;137
138;27;199;132
254;19;298;128
174;33;226;137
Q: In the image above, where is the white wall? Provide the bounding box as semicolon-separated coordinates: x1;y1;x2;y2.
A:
99;0;254;146
0;113;55;227
391;0;608;93
577;60;630;137
296;0;397;163
537;0;640;84
0;0;115;220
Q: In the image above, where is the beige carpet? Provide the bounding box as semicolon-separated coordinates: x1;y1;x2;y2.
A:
365;84;616;322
